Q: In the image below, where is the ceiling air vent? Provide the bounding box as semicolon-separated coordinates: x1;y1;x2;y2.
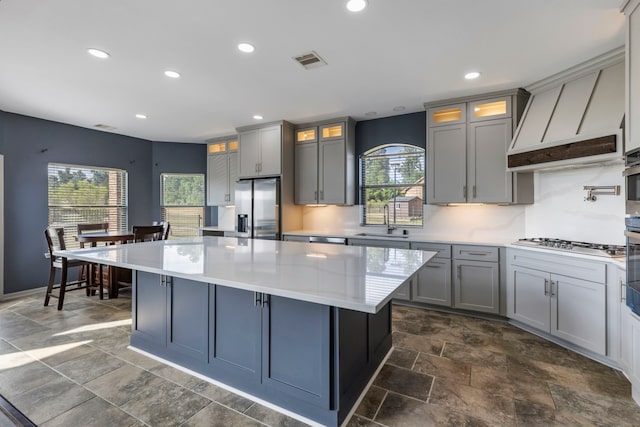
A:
293;51;327;70
94;124;117;131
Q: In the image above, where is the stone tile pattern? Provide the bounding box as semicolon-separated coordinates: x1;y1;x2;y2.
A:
1;292;639;426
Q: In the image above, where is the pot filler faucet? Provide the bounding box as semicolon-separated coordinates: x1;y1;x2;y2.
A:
383;204;396;234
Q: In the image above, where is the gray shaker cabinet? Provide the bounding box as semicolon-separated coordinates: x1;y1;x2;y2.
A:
294;119;355;205
206;138;238;206
427;123;467;204
506;248;606;355
238;124;282;178
624;0;640;152
410;242;452;307
468;118;513;203
132;272;209;362
453;245;500;314
425;89;532;205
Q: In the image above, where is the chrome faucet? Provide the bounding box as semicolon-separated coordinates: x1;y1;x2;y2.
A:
383;204;396;234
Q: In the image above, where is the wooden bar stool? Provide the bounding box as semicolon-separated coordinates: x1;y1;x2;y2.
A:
44;227;103;310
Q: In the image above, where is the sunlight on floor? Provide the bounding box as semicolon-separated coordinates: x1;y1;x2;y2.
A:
53;318;132;336
0;341;92;370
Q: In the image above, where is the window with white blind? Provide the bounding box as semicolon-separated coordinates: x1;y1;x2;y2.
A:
48;163;128;248
160;173;205;238
360;144;425;227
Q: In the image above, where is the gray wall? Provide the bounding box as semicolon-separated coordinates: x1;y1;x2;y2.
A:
354;111;426;203
355;111;426;157
151;141;213;225
1;111;206;294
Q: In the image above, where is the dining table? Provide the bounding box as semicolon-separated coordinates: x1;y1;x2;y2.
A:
75;230;135;298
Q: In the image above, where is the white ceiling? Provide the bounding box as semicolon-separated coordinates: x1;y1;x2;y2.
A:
0;0;626;143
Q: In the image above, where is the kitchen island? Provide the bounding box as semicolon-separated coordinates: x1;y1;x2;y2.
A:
56;236;434;426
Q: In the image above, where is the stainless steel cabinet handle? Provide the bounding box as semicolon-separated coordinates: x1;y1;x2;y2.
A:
550;280;556;297
254;292;261;306
544;278;549;296
473;185;476;198
262;293;269;308
314;191;317;200
463;251;487;256
320;190;324;200
424;264;440;269
463;185;467;199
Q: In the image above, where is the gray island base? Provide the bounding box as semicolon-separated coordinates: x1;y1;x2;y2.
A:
55;237;434;426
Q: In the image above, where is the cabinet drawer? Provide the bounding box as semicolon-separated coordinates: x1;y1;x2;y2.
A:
410;242;451;259
508;248;606;284
453;245;499;262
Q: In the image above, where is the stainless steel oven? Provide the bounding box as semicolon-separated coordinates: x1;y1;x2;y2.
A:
626;217;640;316
624;147;640;215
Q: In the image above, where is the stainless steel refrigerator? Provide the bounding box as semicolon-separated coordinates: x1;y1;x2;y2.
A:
234;178;280;240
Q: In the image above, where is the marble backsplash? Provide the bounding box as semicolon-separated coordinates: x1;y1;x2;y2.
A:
524;162;625;245
300;162;626;244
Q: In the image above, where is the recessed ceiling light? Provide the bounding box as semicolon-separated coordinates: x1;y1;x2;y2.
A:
465;71;481;80
87;48;110;59
135;114;147;119
164;70;181;79
365;111;377;116
253;115;263;120
393;106;406;112
238;43;255;53
346;0;368;12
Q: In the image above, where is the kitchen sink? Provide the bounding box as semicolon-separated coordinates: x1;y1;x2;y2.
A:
354;233;408;239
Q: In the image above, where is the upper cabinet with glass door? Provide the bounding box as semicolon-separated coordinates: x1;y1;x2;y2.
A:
468;97;512;122
294;118;355;205
207;138;238;206
428;103;466;127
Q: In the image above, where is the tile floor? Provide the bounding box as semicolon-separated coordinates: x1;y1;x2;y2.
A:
1;291;639;426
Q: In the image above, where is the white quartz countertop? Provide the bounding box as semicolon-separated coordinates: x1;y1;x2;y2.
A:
55;237;436;314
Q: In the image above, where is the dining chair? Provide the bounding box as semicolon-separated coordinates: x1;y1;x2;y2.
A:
76;222;109;291
153;221;171;240
44;227;102;310
132;225;165;242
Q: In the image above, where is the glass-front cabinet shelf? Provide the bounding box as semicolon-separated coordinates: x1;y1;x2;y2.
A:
208;140;238;154
296;128;317;143
428;103;466;127
320;123;344;140
468;97;511;122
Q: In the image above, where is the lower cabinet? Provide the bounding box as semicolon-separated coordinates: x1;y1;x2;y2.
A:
453;245;500;314
506;249;606;355
132;271;390;426
133;272;209;362
410;242;452;307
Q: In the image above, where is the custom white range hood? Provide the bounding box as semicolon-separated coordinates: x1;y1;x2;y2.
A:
507;47;625;171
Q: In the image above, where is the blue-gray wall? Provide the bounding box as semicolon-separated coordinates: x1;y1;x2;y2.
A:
1;111;207;294
355;111;426;156
354;111;426;203
151;141;213;225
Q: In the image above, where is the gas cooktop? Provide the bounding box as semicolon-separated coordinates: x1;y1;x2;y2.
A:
513;238;626;258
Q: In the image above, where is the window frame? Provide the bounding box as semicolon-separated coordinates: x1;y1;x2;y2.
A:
160;173;205;238
47;162;128;248
359;144;425;227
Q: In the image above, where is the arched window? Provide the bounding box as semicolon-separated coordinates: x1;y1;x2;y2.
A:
360;144;425;227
